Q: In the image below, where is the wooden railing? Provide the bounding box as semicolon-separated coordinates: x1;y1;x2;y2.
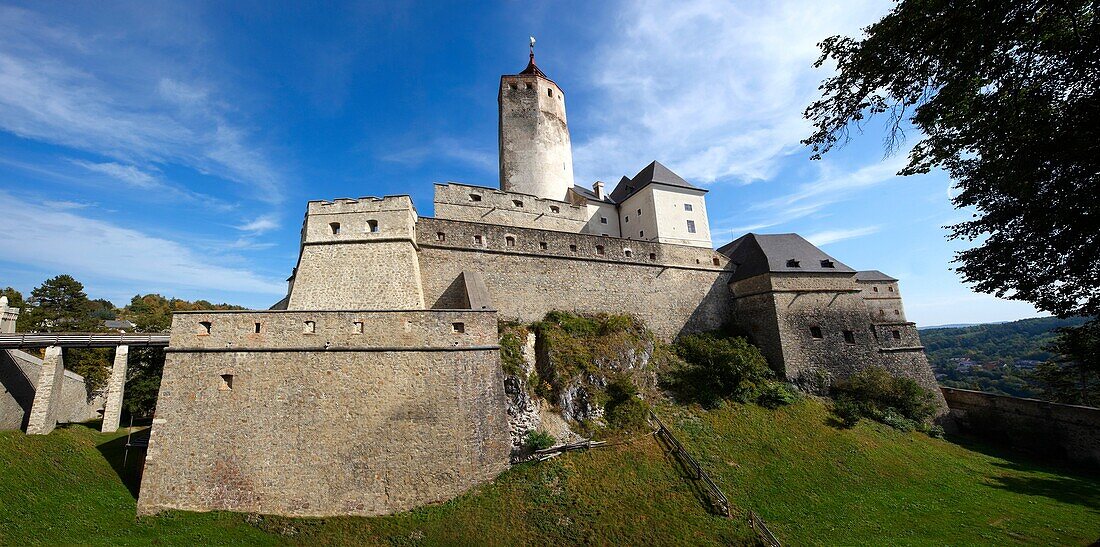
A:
650;411;781;547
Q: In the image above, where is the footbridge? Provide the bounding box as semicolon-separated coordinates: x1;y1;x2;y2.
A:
0;324;170;436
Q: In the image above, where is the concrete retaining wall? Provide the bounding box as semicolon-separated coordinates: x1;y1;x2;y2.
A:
1;349;103;430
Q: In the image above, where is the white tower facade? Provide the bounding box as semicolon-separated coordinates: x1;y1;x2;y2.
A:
498;49;575;201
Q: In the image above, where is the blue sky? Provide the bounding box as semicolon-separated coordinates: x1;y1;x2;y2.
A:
0;0;1045;326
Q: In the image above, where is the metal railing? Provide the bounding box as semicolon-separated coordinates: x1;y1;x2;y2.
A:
0;332;169;348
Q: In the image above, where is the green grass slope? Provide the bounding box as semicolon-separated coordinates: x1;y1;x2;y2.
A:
2;399;1098;545
664;400;1100;545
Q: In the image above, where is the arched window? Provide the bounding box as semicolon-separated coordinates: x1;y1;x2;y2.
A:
329;222;341;235
367;220;379;233
505;235;516;247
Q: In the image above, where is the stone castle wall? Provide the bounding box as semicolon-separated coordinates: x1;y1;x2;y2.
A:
138;309;510;517
433;183;587;232
288;197;425;309
416;217;733;339
943;387;1100;466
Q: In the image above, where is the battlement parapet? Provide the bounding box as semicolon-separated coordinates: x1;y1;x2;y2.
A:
434;182;586;232
417;217;729;271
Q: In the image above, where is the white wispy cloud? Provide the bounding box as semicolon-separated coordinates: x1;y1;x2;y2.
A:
0;6;284;203
0;190;285;296
381;137;497;173
236;214;281;234
574;0;891;185
70;160;159;189
805;226;881;246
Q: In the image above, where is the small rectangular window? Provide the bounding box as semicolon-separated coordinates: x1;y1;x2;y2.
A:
637;208;641;215
843;330;855;344
254;322;261;334
354;321;364;334
525;83;533;89
437;232;446;242
569;244;577;252
891;330;901;340
550;206;560;213
625;216;629;223
639;231;644;237
329;222;341;235
596;245;605;255
624;249;632;257
469;193;482;202
686;220;696;233
198;321;212;335
600;217;608;224
509;83;517;90
452;322;465;333
820;259;835;268
713;257;721;266
304;320;316;334
474;235;483;246
810;326;823;339
512;199;523;208
506;236;516;247
539;241;548;250
649;252;656;260
684;203;693;212
786;259;800;267
220;374;233;391
367;219;379;233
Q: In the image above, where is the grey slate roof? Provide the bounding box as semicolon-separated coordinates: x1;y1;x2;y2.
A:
608;161;705;204
570;184;614;204
718;233;855;281
854;270;898;282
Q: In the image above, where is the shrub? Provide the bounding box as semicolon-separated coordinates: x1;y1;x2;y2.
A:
525;430;555;451
665;332;775;408
499;322;528;377
603;376;651;432
757;381;799;409
830;367;936;432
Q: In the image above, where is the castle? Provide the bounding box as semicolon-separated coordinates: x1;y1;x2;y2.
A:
136;49;943;517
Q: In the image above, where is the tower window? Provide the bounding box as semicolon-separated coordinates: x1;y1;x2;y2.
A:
525;83;533;90
888;286;894;292
473;234;483;246
509;83;517;90
539;241;548;250
367;219;379;233
895;309;901;315
624;249;632;258
304;320;316;334
198;321;212;335
686;220;696;233
329;222;341;235
354;321;364;334
625;216;629;223
254;322;261;333
550;205;560;213
437;232;446;242
469;193;482;202
596;245;605;255
569;244;577;253
684;203;693;211
891;330;901;340
786;259;800;268
843;330;856;344
713;257;721;266
547;88;553;97
820;260;834;268
649;252;656;260
637;208;641;215
220;374;233;391
452;322;465;333
810;326;823;339
506;235;516;247
873;286;879;292
639;231;644;237
512;199;523;208
600;217;608;224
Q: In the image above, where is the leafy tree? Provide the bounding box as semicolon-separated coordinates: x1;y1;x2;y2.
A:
666;332;778;407
22;275;103;332
1038;320;1100;405
803;1;1100;319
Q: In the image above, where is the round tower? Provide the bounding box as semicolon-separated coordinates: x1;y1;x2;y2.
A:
498;41;575;201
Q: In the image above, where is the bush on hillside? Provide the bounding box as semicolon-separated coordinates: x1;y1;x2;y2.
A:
664;332;790;408
524;430;555;451
603;376;651;433
499;322;528;377
830;367;936;430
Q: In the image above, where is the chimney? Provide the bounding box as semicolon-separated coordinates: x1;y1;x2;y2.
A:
592;180;605;200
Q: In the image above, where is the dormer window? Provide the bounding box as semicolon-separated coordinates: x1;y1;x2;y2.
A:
820;259;834;268
469;193;482;202
786;259;800;268
512;199;523;208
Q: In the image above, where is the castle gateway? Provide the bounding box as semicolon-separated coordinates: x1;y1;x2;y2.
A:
137;49;944;517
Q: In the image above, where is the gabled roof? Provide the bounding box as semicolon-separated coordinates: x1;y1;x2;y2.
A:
608;161;705;204
854;270;898;282
718;233;855;281
570;184;614;204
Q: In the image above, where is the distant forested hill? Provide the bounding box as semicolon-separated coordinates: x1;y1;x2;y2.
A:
921;316;1086;367
920;316;1086;398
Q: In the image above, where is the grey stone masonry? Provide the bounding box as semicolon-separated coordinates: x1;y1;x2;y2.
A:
101;345;128;433
26;346;64;435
